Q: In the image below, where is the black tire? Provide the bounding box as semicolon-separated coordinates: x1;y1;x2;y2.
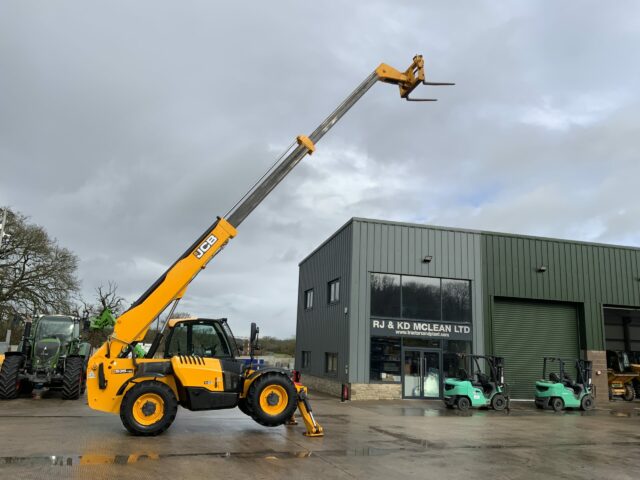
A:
491;393;507;411
622;384;635;402
246;373;298;427
62;357;84;400
120;381;178;436
0;356;23;400
237;397;253;417
551;397;564;412
580;394;595;411
456;396;471;411
634;380;640;400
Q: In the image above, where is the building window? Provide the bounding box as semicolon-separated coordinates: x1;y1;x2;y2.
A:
370;337;401;383
301;351;311;368
371;273;401;317
442;279;471;323
328;279;340;304
369;273;472;323
402;275;441;320
325;352;338;374
304;289;314;310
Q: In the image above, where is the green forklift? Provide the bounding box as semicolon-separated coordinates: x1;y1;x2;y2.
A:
534;357;595;411
443;354;508;411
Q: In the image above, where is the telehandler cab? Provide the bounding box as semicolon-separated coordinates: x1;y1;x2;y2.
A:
85;54;451;436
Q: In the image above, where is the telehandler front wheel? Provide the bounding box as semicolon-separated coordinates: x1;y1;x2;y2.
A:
247;373;297;427
623;384;635;402
120;381;178;436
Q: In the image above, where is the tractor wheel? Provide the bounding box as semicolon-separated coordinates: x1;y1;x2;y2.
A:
246;373;298;427
237;397;253;417
456;396;471;411
62;357;84;400
0;356;23;400
551;397;564;412
491;393;507;411
120;381;178;436
622;384;635;402
580;394;595;411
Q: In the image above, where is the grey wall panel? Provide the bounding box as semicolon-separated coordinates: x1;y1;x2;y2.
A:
295;223;352;383
348;219;484;383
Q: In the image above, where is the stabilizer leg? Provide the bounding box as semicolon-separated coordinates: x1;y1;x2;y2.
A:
293;385;323;437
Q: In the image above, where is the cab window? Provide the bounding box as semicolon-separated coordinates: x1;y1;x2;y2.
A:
192;323;230;357
165;322;231;358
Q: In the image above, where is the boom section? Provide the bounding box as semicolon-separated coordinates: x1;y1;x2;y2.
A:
108;54;449;349
110;218;236;349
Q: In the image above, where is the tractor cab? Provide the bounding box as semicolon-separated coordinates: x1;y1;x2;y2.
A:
443;354;508;411
534;357;594;411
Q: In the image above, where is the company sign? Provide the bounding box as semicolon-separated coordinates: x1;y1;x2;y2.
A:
371;318;472;341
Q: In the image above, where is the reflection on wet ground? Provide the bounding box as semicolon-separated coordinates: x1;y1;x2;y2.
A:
0;447;412;467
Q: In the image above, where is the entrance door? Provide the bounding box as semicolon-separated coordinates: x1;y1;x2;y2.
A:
402;349;441;398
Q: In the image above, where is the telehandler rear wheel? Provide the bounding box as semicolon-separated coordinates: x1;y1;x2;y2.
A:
247;373;297;427
120;381;178;436
237;398;253;417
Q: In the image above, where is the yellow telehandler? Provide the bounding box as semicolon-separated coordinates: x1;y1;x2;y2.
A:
85;55;451;436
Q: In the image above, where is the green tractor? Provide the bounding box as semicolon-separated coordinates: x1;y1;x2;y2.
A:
0;315;91;399
534;357;595;412
443;354;509;411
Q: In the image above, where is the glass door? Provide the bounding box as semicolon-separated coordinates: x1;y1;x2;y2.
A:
402;349;442;398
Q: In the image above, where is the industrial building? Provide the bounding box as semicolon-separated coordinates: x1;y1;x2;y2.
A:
294;218;640;401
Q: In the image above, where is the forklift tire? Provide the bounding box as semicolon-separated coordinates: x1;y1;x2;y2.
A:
120;381;178;436
0;355;23;400
551;397;564;412
62;357;84;400
456;396;471;411
580;394;595;411
491;393;507;411
246;373;298;427
623;384;635;402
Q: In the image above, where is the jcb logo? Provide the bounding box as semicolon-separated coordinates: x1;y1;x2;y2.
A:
194;234;217;259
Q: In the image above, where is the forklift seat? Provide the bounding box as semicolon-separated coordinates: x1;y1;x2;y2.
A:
549;372;561;383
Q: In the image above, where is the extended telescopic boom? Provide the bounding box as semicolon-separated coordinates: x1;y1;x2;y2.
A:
104;55;452;355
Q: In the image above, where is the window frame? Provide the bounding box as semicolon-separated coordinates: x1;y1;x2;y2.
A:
325;352;338;375
301;350;311;369
304;288;314;310
328;278;340;304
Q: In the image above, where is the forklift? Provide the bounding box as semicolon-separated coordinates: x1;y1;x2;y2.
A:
534;357;595;411
84;55;453;436
443;354;508;411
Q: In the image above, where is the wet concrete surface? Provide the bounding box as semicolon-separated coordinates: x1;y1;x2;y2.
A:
0;392;639;479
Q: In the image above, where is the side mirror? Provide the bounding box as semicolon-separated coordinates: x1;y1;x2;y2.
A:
250;322;259;345
249;322;260;359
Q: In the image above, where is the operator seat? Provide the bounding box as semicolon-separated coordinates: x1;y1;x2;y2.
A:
477;372;494;396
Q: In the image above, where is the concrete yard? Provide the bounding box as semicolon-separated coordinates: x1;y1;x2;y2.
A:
1;392;639;479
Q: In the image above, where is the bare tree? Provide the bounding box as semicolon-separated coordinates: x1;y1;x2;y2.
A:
0;208;79;318
95;281;125;315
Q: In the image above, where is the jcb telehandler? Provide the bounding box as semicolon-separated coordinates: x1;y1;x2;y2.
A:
606;350;639;401
85;55;452;436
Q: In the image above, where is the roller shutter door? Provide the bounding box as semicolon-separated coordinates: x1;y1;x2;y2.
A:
493;298;579;399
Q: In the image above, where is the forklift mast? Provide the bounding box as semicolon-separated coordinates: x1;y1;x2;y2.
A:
100;55;453;357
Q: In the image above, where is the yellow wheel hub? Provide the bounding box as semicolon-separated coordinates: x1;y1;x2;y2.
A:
259;385;288;416
132;393;165;426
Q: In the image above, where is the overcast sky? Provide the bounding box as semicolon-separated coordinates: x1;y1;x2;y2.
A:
1;2;639;337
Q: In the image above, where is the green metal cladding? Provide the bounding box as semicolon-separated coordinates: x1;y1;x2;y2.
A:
482;232;640;352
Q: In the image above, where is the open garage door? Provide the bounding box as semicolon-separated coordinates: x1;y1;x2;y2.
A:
493;298;579;399
604;307;640;356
